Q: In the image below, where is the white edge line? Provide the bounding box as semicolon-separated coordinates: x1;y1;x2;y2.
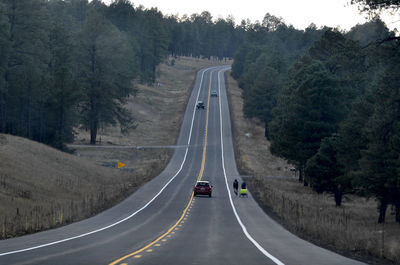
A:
0;66;218;257
217;68;285;265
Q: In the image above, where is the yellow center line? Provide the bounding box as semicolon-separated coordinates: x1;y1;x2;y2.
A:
108;71;214;265
195;71;212;183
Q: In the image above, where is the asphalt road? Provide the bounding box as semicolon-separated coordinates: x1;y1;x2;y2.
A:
0;66;365;265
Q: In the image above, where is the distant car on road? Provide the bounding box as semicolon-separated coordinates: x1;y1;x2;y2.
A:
211;90;218;97
196;101;205;109
193;180;212;197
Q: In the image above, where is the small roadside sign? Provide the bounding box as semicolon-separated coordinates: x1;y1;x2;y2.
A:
117;162;126;169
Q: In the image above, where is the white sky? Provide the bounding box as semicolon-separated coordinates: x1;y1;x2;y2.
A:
104;0;399;32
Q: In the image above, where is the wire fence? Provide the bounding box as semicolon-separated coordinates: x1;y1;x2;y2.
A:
248;177;400;263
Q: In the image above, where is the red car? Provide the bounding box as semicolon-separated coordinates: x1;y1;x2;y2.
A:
193;181;212;197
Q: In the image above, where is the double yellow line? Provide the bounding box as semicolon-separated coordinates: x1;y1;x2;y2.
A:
109;71;214;265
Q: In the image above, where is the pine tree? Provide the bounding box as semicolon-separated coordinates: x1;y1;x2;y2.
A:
4;0;49;139
46;23;80;149
269;60;345;183
305;134;345;205
77;10;137;144
357;54;400;223
241;53;285;139
0;2;10;132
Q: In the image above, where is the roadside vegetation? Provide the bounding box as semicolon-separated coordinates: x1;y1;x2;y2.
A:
1;0;399;262
232;1;400;225
0;57;228;239
228;1;400;262
227;71;400;264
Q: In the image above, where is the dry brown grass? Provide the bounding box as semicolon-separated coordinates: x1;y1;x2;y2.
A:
73;57;231;173
0;57;230;239
0;134;137;239
248;177;400;264
225;72;400;264
75;56;231;147
72;57;231;204
225;71;292;177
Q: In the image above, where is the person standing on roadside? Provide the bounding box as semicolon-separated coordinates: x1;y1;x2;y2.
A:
233;179;239;196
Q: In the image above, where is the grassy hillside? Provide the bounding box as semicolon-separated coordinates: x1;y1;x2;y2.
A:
0;133;136;238
0;57;230;239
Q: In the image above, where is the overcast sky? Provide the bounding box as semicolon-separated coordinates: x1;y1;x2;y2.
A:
104;0;399;31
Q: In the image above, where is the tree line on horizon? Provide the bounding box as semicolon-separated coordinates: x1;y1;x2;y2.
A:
0;0;242;149
231;1;400;223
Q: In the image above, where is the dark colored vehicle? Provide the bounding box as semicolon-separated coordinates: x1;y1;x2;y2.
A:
196;101;205;109
211;90;218;97
193;181;212;197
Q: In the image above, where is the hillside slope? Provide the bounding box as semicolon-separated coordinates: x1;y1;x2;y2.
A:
0;133;136;238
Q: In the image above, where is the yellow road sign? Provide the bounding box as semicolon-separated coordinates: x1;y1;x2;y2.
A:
117;162;126;169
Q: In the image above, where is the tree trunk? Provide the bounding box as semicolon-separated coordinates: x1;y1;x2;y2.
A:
1;71;9;133
378;199;388;223
302;167;308;187
0;90;5;133
303;178;309;187
264;123;270;140
334;187;342;207
90;119;97;145
298;167;303;182
89;103;98;145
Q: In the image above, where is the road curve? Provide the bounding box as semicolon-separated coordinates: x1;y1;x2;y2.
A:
0;66;365;265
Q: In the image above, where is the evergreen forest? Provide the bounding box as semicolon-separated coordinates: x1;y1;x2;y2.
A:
0;0;242;148
0;0;399;224
232;0;400;223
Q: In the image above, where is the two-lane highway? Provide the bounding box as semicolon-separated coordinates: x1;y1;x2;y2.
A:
0;66;365;265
